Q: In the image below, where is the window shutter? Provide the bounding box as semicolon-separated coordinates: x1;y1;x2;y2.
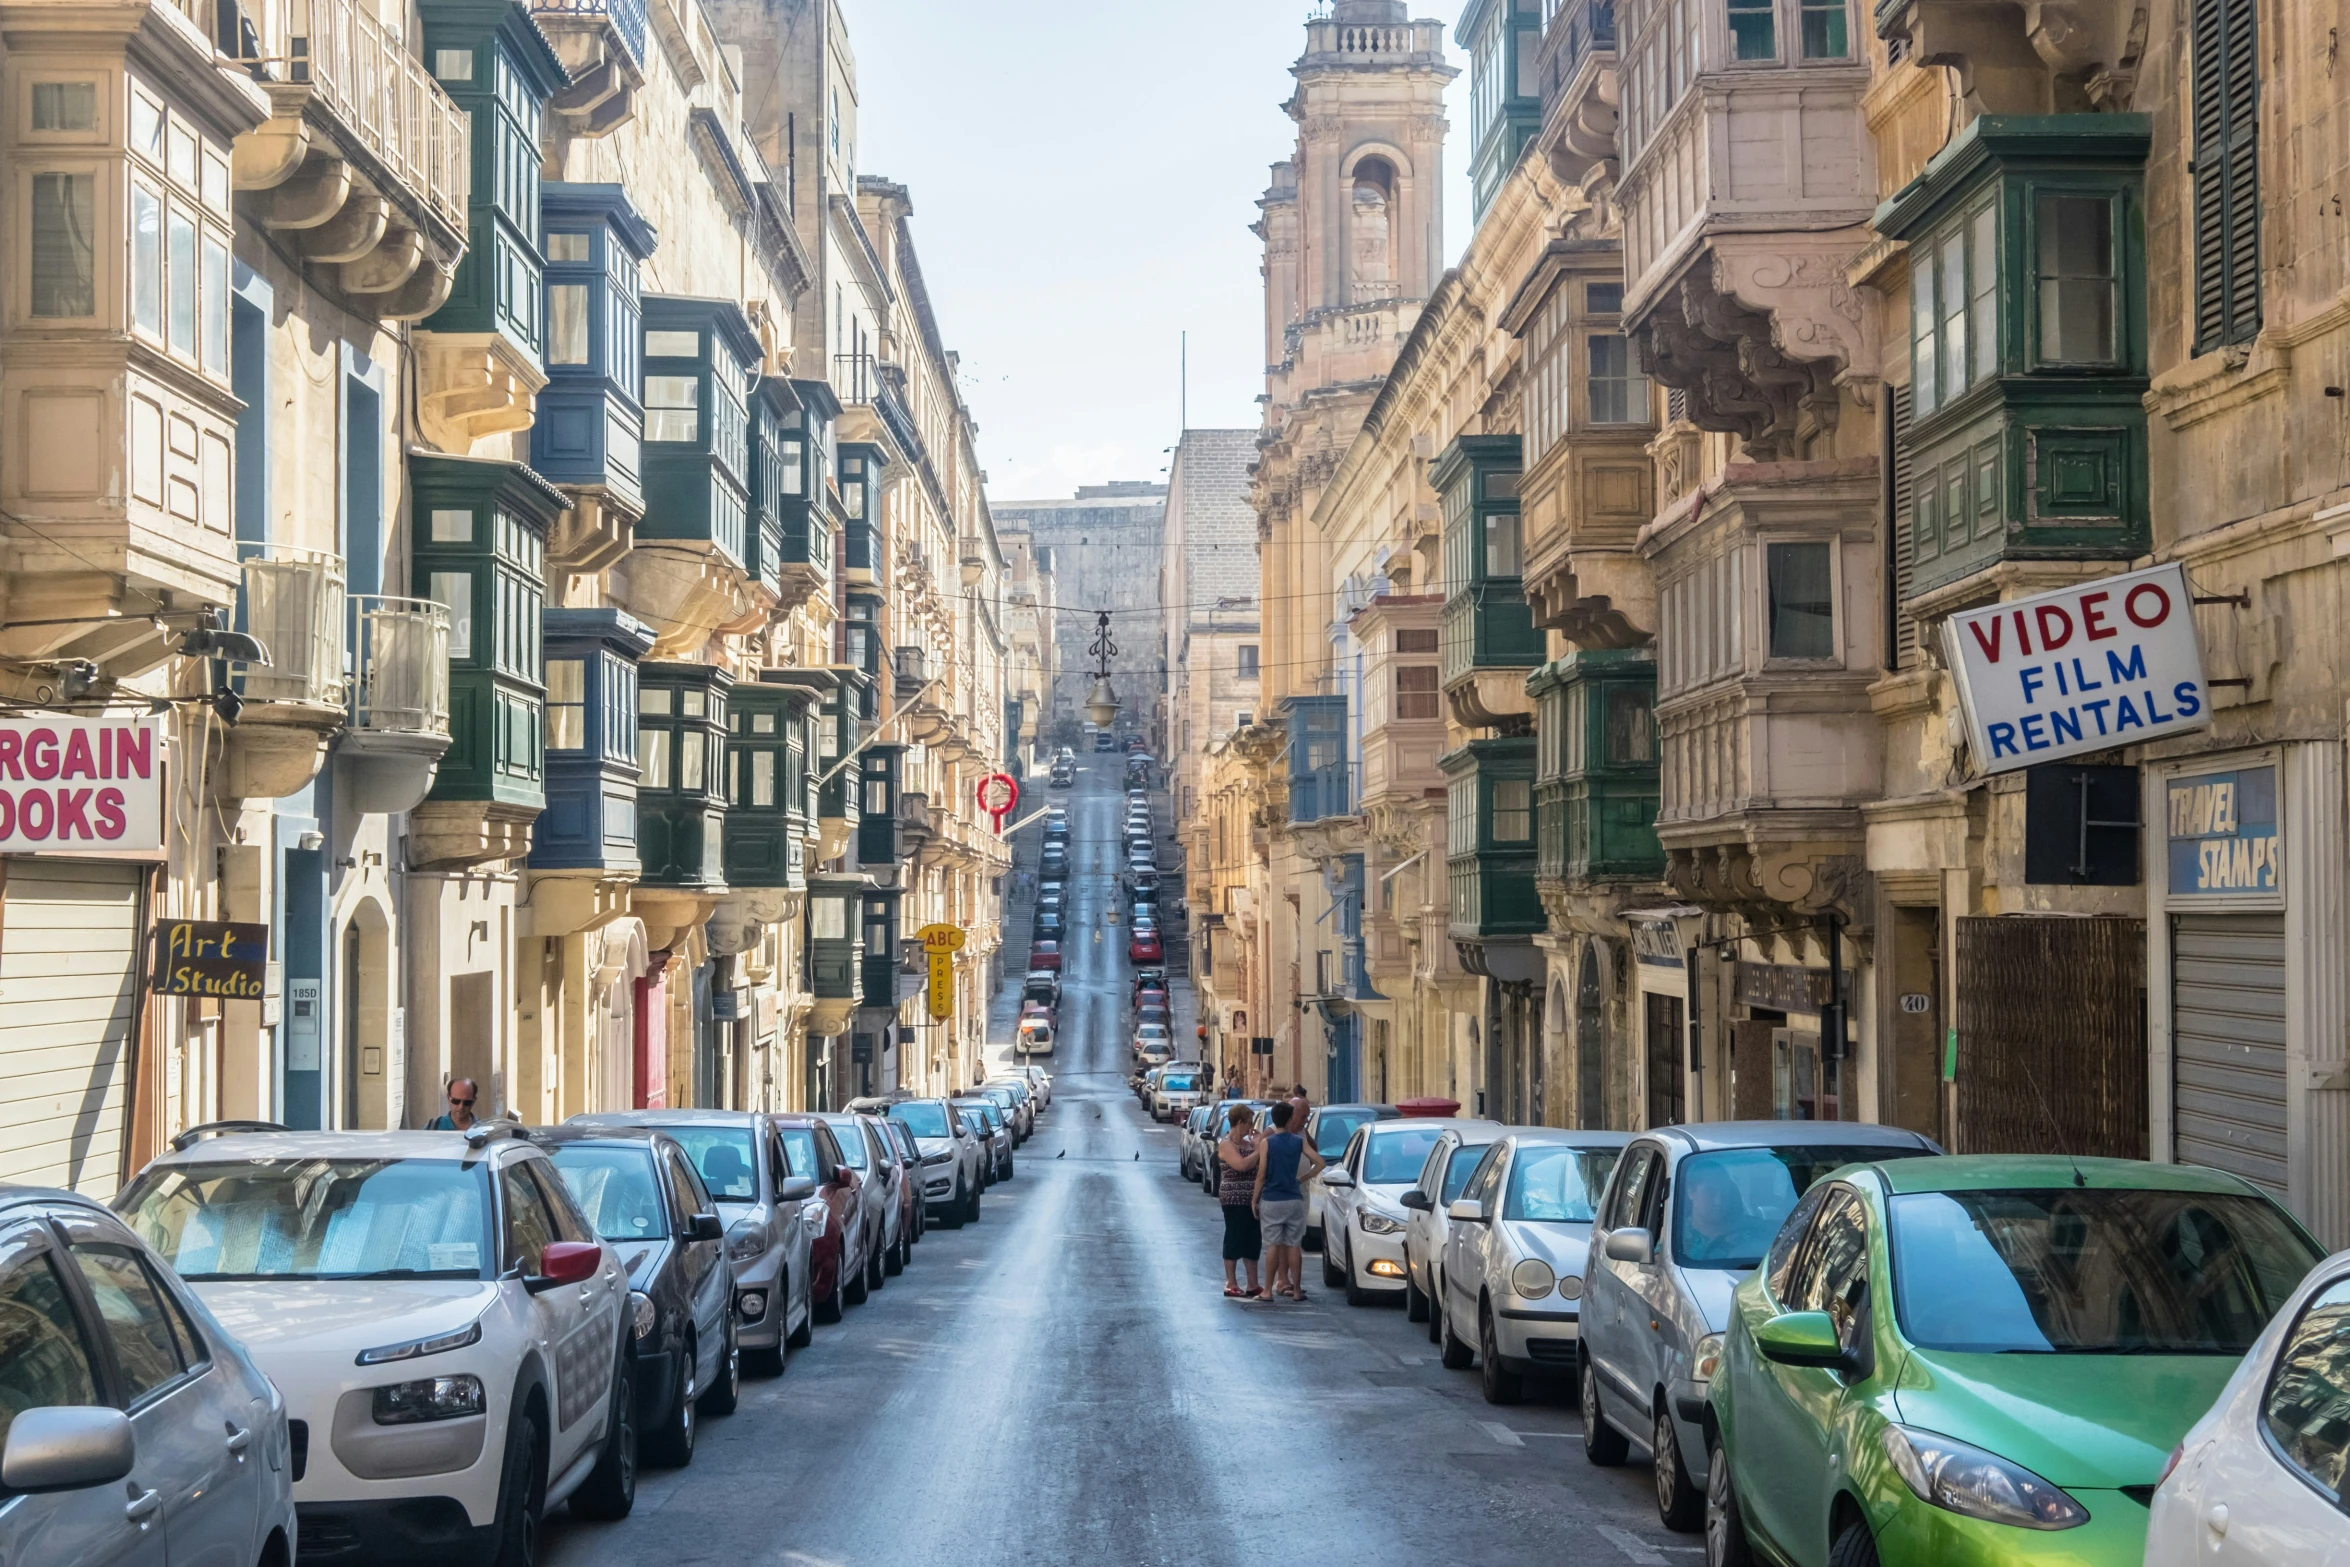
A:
2192;0;2261;351
1889;382;1918;670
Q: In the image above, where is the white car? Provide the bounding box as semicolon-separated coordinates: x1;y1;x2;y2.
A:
1398;1124;1503;1329
1300;1104;1396;1250
1434;1129;1630;1404
1151;1063;1209;1122
1321;1119;1487;1305
1132;1023;1174;1065
2148;1244;2350;1567
1015;1064;1052;1107
116;1126;640;1556
887;1099;985;1226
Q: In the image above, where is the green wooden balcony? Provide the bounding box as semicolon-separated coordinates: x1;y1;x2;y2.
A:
722;679;811;891
806;876;865;1001
1530;650;1662;884
635;662;730;892
1441;737;1545;941
1435;434;1544;692
638;295;762;569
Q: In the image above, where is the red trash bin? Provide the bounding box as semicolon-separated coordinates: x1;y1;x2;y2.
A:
1394;1096;1461;1118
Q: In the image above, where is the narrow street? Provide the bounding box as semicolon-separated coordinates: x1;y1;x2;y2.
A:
541;765;1686;1567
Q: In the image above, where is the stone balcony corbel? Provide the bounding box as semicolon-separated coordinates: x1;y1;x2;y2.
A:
407;800;540;871
617;544;749;658
530;868;636;938
1876;0;2146;114
415;334;549;453
706;888;793;958
535;0;647;137
217;701;343;802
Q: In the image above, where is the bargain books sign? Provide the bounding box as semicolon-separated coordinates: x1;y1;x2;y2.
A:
0;714;165;854
1941;564;2210;775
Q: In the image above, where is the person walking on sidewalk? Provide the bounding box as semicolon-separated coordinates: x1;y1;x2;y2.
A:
1217;1105;1264;1299
1254;1100;1324;1302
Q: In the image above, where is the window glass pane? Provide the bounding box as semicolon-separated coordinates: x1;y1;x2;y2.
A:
29;172;95;317
1969;205;1998;382
1801;0;1848;55
1606;687;1655;763
1587;281;1623;314
2264;1278;2350;1500
546;659;584;751
200;236;227;376
1909;258;1938;417
546;232;591;263
167;210;196;353
645;329;699;358
780;438;805;495
132;186;162;335
1484;512;1522;577
1728;0;1775;58
548;284;589;365
2037;194;2116;363
679;688;705;718
130;93;162;159
640;727;672;789
1396;665;1441;720
811;896;847;940
1939;226;1968;404
1766;542;1835;659
67;1247;182;1404
1587;332;1648;424
752;750;775;807
639;686;672;715
429;571;471;658
679;729;705;792
0;1248;98;1448
645;375;699;442
432;48;473;80
202;155;228;216
31;82;97;131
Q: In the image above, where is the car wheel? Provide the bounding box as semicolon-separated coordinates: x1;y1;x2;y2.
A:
813;1257;846;1325
1705;1432;1754;1567
1439;1300;1476;1371
966;1181;983;1225
569;1352;635;1521
1427;1272;1444;1344
1405;1269;1430;1324
1303;1226;1323;1254
786;1278;815;1348
1479;1304;1524;1406
844;1238;870;1305
1344;1238;1375;1308
942;1179;967;1230
866;1231;886;1292
699;1317;740;1417
1654;1401;1703;1531
1582;1356;1631;1466
1321;1238;1345;1290
1827;1520;1879;1567
490;1400;546;1567
644;1332;697;1468
884;1230;905;1276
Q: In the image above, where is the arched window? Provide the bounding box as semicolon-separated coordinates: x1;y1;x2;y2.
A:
1350;157;1397;302
1577;943;1606;1128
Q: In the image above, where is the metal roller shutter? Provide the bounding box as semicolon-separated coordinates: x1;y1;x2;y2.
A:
2171;911;2288;1198
0;859;143;1194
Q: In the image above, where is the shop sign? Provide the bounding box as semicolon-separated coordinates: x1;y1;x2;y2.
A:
2166;764;2280;897
0;713;165;854
152;920;267;998
1943;564;2209;775
927;953;954;1019
1732;961;1854;1016
1630;918;1684;969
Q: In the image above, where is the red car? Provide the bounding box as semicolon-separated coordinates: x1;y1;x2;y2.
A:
771;1114;865;1325
1029;940;1062;972
1128;931;1163;963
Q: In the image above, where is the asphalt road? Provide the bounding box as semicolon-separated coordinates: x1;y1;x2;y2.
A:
542;764;1689;1567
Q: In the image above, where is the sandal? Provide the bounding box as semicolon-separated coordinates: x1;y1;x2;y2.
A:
1289;1289;1311;1302
1223;1285;1243;1298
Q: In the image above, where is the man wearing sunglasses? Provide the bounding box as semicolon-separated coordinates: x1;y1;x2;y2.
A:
424;1076;481;1131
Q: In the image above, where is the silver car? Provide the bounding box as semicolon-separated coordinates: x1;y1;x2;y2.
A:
0;1183;298;1567
817;1114;897;1301
1580;1122;1940;1530
887;1099;985;1226
568;1109;817;1375
1399;1123;1504;1330
953;1099;1014;1185
985;1077;1038;1137
1434;1129;1631;1405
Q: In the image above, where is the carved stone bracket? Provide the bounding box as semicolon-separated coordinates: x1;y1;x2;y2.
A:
1884;0;2147;114
414;333;548;453
1663;841;1871;928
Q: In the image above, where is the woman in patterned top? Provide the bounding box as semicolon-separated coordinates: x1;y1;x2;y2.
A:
1218;1105;1264;1299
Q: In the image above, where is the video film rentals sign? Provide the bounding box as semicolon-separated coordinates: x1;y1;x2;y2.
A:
0;713;165;853
1942;564;2210;775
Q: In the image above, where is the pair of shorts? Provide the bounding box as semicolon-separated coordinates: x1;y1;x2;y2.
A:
1222;1203;1262;1261
1259;1198;1307;1247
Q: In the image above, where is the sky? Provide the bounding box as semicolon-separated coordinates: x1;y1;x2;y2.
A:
850;0;1476;505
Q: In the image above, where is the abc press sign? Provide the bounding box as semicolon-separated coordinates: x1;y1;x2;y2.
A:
0;714;165;854
1942;563;2210;776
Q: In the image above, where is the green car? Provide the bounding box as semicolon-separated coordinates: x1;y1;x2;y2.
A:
1706;1155;2321;1567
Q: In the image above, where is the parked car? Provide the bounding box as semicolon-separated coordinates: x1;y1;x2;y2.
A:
770;1114;868;1322
984;1077;1038;1139
1128;931;1163;963
1581;1121;1943;1531
1023;971;1061;1008
1016;1064;1053;1107
0;1180;301;1567
953;1099;1014;1184
1131;967;1169;999
1320;1118;1485;1306
1128;868;1161;898
1179;1105;1218;1180
1035;911;1064;940
975;1087;1027;1146
1400;1123;1504;1329
847;1115;915;1277
1027;940;1061;972
887;1099;985;1226
1151;1063;1210;1123
817;1115;897;1297
1707;1156;2322;1563
565;1108;817;1377
116;1127;641;1554
538;1126;739;1466
2148;1243;2350;1567
1301;1103;1400;1249
1132;1022;1174;1064
1039;852;1069;879
877;1117;929;1253
1016;1015;1057;1055
1135;1006;1172;1036
1433;1130;1630;1404
1049;763;1073;787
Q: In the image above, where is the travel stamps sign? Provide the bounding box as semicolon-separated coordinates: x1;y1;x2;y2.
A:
1942;563;2210;775
0;713;164;854
2167;765;2280;898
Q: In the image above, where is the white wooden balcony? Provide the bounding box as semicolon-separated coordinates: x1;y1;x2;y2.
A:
341;594;452;813
222;544;346;799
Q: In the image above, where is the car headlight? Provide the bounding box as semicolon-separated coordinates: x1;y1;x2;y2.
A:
371;1374;485;1425
923;1151;953;1166
1879;1425;2089;1530
1558;1273;1584;1301
726;1221;770;1263
629;1290;657;1341
1692;1332;1724;1383
1359;1209;1406;1237
1511;1259;1556;1299
355;1320;482;1367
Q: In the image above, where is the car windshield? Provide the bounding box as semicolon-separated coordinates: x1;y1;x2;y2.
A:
955;1104;996;1132
1164;1073;1204;1093
1671;1145;1935;1270
1889;1187;2319;1354
1363;1128;1444;1185
1317;1112;1374;1159
1138;1025;1169;1040
1504;1146;1620;1223
824;1122;869;1169
660;1127;758;1201
119;1158;492;1280
547;1146;669;1242
1440;1143;1492;1204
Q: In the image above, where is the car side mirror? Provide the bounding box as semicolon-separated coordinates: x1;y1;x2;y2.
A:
686;1212;726;1244
1399;1189;1432;1212
0;1407;135;1493
528;1241;603;1293
1603;1228;1654;1266
1755;1311;1850;1370
778;1176;816;1202
1446;1198;1488;1224
1321;1168;1356;1190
